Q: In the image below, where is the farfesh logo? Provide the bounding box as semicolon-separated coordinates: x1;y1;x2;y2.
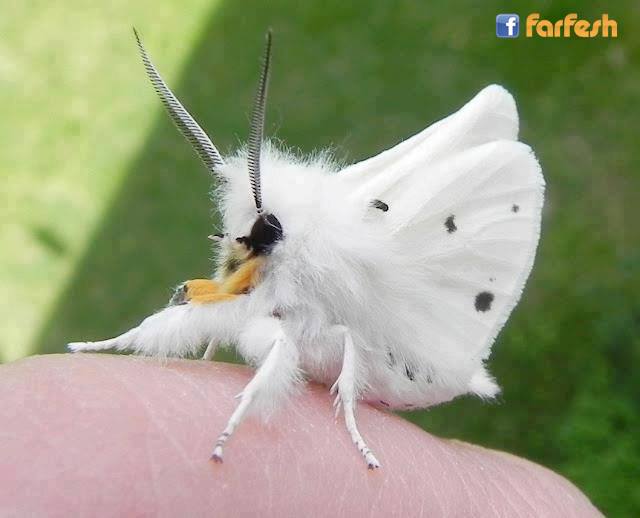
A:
495;13;618;38
496;14;520;38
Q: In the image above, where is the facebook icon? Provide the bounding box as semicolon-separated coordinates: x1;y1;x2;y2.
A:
496;14;520;38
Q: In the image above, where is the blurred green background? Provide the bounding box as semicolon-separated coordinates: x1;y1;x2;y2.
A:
2;0;638;514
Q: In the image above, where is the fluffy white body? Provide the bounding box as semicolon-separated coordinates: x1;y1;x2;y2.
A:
69;70;544;467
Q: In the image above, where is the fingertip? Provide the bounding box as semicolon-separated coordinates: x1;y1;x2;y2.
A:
0;355;601;517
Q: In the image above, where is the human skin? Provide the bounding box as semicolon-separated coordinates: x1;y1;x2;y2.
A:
0;354;601;517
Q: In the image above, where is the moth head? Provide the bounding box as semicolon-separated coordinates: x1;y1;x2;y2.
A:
235;213;283;256
134;28;284;256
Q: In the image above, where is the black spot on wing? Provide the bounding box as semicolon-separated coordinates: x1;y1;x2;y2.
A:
444;215;457;233
475;291;494;312
386;350;397;367
379;400;390;407
512;204;520;213
404;364;415;381
370;199;389;212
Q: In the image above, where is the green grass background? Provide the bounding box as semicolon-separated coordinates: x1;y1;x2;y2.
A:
2;1;638;515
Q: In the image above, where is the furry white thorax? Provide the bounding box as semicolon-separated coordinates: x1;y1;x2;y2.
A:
214;143;493;409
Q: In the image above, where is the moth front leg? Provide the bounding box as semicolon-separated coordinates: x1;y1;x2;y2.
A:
169;279;221;305
330;325;381;469
211;317;300;462
68;302;240;358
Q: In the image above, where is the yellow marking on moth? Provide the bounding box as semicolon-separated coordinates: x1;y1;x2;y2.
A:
184;279;221;297
189;292;238;304
186;256;265;305
220;256;264;294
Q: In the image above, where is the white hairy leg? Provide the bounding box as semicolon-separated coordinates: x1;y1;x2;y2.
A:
330;326;380;469
67;303;243;358
202;339;217;361
68;327;139;353
211;321;299;462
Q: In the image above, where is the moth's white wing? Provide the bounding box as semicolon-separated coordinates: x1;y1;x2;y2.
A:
334;85;544;405
390;139;544;363
338;84;519;201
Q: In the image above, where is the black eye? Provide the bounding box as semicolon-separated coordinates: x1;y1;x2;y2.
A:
246;213;283;255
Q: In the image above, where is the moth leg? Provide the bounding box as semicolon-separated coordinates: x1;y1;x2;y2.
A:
188;257;264;305
176;256;262;306
169;279;220;306
220;256;264;294
189;293;238;304
330;326;381;469
211;321;299;462
184;279;221;298
202;339;217;361
69;303;234;358
68;326;139;353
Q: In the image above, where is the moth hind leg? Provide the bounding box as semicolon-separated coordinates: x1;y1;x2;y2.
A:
330;325;381;469
201;338;217;361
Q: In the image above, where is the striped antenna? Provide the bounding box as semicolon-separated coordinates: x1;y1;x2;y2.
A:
133;28;224;173
247;30;273;214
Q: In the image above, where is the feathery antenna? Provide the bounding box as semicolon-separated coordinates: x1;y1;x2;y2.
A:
247;30;273;214
133;27;225;174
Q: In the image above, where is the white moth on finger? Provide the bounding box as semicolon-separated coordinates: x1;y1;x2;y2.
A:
68;29;545;470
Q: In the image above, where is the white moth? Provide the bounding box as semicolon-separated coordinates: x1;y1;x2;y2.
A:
69;29;545;469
